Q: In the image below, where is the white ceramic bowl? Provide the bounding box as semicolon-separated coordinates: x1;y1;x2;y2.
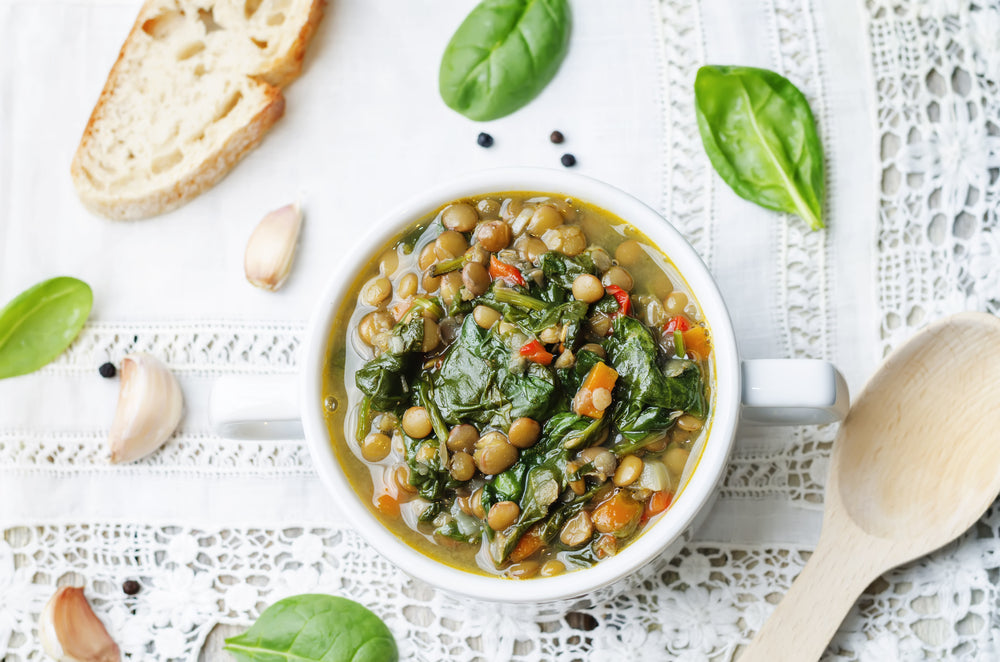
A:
213;167;847;606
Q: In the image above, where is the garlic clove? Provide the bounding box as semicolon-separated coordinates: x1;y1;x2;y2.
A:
39;587;121;662
108;352;183;464
244;202;303;291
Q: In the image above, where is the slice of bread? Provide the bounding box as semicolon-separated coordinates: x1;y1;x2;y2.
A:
71;0;324;221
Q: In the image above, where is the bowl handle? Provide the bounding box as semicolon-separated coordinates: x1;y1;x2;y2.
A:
208;375;304;439
741;359;849;425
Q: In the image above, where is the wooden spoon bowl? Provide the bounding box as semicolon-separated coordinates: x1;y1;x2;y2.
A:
740;312;1000;662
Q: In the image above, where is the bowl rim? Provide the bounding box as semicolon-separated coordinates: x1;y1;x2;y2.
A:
300;167;740;603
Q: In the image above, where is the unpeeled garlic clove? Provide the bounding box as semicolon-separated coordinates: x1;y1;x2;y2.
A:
244;202;303;291
39;587;121;662
108;352;183;464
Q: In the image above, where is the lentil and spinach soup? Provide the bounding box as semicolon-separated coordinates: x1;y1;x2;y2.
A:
323;193;713;579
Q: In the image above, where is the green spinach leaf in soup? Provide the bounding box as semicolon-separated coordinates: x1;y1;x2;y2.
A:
607;316;706;443
403;377;452;501
439;0;572;121
490;463;563;564
539;410;608;452
432;315;555;429
354;317;424;412
539;251;595;290
224;594;397;662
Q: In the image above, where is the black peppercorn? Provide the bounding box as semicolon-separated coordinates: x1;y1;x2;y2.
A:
550;130;565;144
477;132;494;148
560;153;576;167
99;362;117;379
122;579;140;595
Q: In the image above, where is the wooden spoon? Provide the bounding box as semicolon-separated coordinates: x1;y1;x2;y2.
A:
739;312;1000;662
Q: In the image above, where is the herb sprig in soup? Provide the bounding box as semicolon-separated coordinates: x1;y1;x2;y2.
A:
324;193;712;579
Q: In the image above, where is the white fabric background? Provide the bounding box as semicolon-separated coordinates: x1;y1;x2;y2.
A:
0;0;667;527
4;0;997;660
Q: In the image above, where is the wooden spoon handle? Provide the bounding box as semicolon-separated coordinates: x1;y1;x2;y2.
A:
738;537;880;662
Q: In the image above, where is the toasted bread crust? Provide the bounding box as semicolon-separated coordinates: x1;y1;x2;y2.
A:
259;0;326;88
72;91;285;221
71;0;325;221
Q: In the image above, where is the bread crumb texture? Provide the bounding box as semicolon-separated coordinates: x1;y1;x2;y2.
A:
72;0;324;220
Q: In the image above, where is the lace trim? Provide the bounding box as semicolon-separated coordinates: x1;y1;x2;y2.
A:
869;0;1000;356
0;431;312;475
3;518;999;661
658;0;712;265
720;428;833;504
769;0;835;363
44;321;304;375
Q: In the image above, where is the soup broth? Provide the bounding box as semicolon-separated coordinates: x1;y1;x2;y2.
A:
323;193;714;578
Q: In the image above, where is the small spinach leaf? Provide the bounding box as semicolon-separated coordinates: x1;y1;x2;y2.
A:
0;277;92;380
224;594;397;662
439;0;572;121
694;65;825;230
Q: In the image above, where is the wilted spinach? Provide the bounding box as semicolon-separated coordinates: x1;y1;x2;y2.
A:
439;0;572;121
556;347;603;394
432;315;555;429
607;316;706;443
0;276;93;380
694;65;825;230
539;252;595;289
354;316;424;411
224;594;397;662
490;464;563;564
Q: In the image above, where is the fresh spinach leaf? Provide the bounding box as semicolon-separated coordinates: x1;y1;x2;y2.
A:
694;65;825;230
355;317;424;411
439;0;572;121
224;594;397;662
0;277;92;380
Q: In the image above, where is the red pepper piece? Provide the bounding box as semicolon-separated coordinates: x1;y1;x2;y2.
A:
640;490;673;525
664;315;691;333
489;255;526;287
519;339;554;365
605;284;631;317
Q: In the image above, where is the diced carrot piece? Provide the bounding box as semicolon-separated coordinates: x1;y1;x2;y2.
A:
682;326;710;358
572;361;618;418
509;524;544;562
375;494;400;517
591;491;643;535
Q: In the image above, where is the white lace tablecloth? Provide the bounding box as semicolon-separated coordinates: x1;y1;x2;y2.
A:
1;0;998;660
